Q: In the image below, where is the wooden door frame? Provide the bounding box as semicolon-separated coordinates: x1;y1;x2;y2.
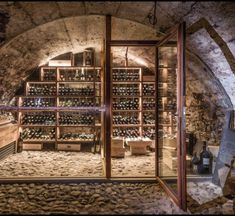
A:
104;15;186;210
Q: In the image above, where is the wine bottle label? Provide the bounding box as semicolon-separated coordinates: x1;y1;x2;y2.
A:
203;158;210;166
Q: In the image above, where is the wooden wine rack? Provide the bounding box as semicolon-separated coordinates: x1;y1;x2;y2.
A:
17;66;103;151
111;67;156;141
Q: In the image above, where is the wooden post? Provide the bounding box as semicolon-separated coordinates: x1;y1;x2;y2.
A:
105;15;111;179
177;21;186;211
155;47;159;177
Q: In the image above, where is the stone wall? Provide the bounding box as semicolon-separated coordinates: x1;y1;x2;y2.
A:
186;53;232;147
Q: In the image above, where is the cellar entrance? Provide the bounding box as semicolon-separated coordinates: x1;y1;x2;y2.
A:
0;16;187;210
0;14;229;212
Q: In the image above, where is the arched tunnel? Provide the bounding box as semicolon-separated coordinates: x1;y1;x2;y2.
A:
0;1;234;214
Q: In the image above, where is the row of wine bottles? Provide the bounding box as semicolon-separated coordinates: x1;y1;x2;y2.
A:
22;99;55;107
143;127;155;139
20;128;55;140
113;128;140;138
113;115;140;125
58;133;94;140
0;111;14;122
21;98;101;107
143;84;155;96
59;114;94;125
113;98;139;110
21;113;55;125
112;69;140;81
28;85;56;96
143;99;155;110
43;70;56;81
143;113;155;124
113;85;139;96
59;99;98;107
59;86;94;96
59;69;100;82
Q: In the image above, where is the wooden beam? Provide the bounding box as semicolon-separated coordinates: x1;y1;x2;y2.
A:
110;40;176;47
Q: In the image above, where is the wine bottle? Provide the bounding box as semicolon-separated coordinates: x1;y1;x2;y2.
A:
198;141;213;174
191;152;200;174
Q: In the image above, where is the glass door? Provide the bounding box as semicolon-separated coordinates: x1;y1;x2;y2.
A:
156;22;186;210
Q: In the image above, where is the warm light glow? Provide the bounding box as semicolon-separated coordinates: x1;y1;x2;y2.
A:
127;53;149;67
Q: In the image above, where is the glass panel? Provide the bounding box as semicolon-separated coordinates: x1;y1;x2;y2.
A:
111;46;156;177
158;37;178;193
111;17;161;41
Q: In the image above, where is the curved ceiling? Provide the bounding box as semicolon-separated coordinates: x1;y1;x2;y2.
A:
0;1;234;107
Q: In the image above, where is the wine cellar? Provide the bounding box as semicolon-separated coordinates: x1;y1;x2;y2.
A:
0;4;235;213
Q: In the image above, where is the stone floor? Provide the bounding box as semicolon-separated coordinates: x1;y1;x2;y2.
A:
0;182;187;215
0;151;234;214
0;150;175;178
186;181;234;214
0;151;158;177
0;181;233;215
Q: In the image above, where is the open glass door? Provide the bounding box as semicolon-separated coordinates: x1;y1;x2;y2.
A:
156;22;186;210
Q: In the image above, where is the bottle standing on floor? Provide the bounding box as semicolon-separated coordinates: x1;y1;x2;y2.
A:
198;141;213;174
191;152;200;174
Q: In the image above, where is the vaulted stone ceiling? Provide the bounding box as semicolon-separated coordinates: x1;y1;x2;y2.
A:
0;1;234;108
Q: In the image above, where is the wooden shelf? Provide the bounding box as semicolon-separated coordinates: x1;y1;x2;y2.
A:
19;96;56;98
23;140;56;143
58;125;94;127
112;81;141;84
57;66;101;69
142;95;155;98
58;96;96;98
58;81;100;83
0;120;14;126
20;125;56;127
57;139;94;143
112;95;140;98
143;124;155;127
19;107;57;111
112;124;141;127
112;110;140;112
27;81;56;84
